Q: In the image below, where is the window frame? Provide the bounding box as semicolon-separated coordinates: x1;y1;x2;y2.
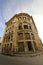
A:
24;25;28;29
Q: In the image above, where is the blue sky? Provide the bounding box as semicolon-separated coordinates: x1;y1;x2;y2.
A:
0;0;43;42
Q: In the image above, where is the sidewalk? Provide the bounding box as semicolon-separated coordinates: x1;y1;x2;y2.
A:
13;51;43;57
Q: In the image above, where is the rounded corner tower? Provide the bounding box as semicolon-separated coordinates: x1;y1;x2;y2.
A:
2;13;42;55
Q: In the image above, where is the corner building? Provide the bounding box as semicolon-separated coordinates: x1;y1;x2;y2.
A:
2;13;42;55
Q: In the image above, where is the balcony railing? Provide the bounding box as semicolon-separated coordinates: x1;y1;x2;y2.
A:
18;29;32;33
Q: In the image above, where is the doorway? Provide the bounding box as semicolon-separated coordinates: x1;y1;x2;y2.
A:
18;42;24;52
9;43;12;50
27;41;33;51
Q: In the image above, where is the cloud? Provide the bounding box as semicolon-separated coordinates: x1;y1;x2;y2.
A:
1;0;34;21
0;22;2;27
0;22;5;30
2;0;43;21
31;0;43;15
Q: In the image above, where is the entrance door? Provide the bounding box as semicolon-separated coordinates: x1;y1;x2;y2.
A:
9;43;12;50
27;42;33;51
18;42;24;52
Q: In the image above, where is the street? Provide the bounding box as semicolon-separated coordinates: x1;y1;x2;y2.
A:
0;53;43;65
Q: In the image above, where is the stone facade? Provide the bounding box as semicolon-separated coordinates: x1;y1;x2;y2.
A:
0;37;2;50
2;13;42;55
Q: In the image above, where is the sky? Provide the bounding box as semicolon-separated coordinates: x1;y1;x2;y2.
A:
0;0;43;43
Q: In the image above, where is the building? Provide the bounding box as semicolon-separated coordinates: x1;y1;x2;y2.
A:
0;37;2;49
2;13;42;55
0;37;2;43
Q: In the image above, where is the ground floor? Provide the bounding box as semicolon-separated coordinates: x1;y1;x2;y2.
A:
1;41;42;55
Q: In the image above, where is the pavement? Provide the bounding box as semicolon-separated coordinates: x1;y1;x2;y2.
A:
0;48;43;65
0;52;43;65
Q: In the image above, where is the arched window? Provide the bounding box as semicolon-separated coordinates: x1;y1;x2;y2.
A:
18;23;22;30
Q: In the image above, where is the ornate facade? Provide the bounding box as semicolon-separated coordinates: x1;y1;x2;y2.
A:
2;13;42;55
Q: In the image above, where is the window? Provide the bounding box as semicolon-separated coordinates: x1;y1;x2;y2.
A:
19;17;21;20
7;44;9;47
24;25;28;29
25;33;31;39
4;34;9;42
18;33;23;40
7;34;10;41
29;26;32;31
11;32;13;40
6;30;7;32
18;25;22;29
3;36;6;42
23;17;26;20
29;26;32;30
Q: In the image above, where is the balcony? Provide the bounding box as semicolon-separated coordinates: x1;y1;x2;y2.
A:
18;29;32;33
